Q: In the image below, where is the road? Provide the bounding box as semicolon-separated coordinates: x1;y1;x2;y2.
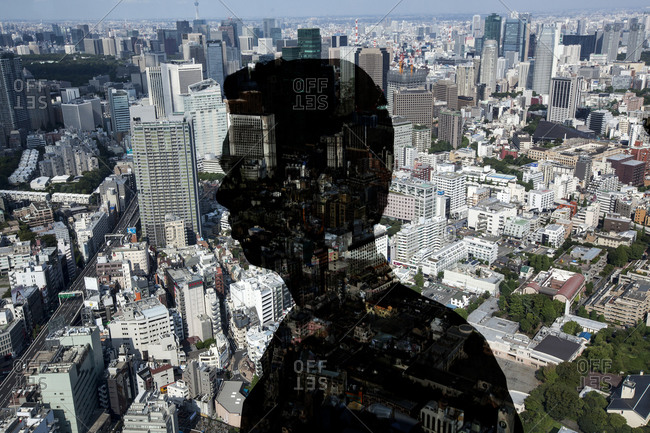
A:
0;198;140;408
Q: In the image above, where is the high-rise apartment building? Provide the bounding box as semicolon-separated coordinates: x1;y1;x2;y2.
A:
433;172;467;218
547;76;582;124
167;268;209;340
132;119;201;247
183;79;227;163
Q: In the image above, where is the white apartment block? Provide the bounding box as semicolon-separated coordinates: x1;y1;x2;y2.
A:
246;325;275;376
529;224;566;248
229;272;291;325
421;240;469;276
74;211;110;262
392;217;446;266
198;332;230;370
108;297;172;359
184;79;228;163
463;236;499;264
347;225;389;266
110;242;150;276
528;189;555;212
432;172;467;218
503;217;531;239
467;198;518;236
384;178;437;222
522;169;545;189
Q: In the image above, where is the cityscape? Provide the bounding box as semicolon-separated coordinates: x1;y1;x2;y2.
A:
0;2;649;433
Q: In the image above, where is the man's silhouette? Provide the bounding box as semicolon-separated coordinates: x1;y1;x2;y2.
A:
216;59;522;433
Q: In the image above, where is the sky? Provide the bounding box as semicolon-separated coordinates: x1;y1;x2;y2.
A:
2;0;649;21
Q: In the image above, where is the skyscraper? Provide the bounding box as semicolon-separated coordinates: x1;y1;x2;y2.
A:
439;110;463;149
479;39;498;96
160;62;203;115
503;15;530;61
331;34;348;48
562;34;597;60
626;19;644;62
393;88;434;127
433;79;458;110
357;47;390;93
262;18;276;39
146;66;165;118
386;68;428;115
219;19;239;48
226;92;277;179
472;15;483;38
601;23;622;63
517;61;531;90
108;88;130;138
455;64;475;99
531;25;557;95
183;79;227;164
0;53;30;142
298;28;321;59
547;76;582;123
132;119;201;247
205;40;225;89
176;20;191;36
484;14;503;53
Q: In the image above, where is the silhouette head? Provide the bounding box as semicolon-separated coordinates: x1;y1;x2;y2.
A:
217;59;394;297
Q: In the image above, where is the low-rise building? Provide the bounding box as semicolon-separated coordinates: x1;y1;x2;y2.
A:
443;263;504;295
467;198;517;236
608;375;650;427
215;381;245;428
522;268;585;304
122;391;179;433
107;297;172;359
586;280;650;326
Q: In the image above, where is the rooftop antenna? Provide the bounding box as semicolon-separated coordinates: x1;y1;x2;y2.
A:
355;19;359;45
194;1;200;21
